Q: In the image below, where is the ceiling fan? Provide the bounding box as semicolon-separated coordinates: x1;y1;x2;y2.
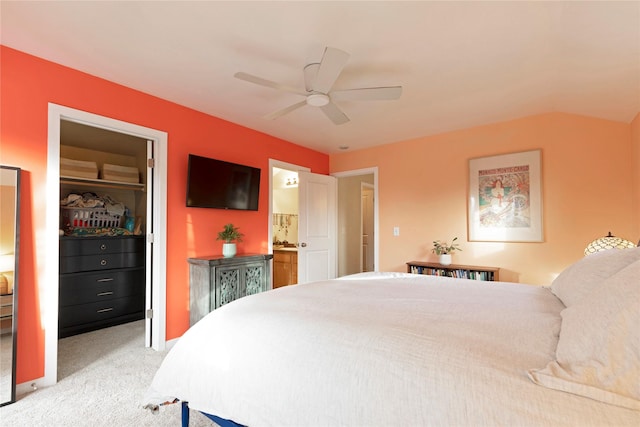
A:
234;47;402;125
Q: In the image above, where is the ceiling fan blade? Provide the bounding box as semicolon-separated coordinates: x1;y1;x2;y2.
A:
312;47;350;94
320;102;350;125
331;86;403;102
263;100;307;120
234;72;307;96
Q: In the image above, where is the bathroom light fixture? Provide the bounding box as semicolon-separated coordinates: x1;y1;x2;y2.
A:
286;177;298;186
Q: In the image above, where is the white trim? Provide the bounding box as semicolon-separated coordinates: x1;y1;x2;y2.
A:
34;104;167;390
361;182;375;272
165;336;180;351
332;167;379;272
16;380;41;396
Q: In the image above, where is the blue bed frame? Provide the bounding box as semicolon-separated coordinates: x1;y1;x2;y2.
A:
181;401;245;427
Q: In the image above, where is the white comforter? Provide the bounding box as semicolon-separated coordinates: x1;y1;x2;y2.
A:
145;272;640;426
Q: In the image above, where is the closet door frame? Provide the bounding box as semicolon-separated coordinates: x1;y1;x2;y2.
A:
35;103;168;390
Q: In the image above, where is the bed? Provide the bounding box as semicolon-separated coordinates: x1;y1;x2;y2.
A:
145;247;640;426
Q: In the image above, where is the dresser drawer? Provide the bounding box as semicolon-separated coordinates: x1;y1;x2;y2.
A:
58;293;145;328
60;236;145;257
0;304;12;317
60;251;144;273
0;294;12;306
60;268;145;306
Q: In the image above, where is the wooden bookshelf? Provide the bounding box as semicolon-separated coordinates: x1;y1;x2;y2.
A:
407;261;500;282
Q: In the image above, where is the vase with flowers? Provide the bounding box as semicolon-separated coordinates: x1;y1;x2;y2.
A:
432;237;462;266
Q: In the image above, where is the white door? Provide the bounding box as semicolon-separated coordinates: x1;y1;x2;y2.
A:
297;171;337;284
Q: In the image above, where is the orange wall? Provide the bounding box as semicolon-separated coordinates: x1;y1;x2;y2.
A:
0;46;329;384
331;112;637;285
632;113;640;238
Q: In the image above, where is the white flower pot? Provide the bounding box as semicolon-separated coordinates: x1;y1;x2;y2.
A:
222;243;237;258
439;254;452;266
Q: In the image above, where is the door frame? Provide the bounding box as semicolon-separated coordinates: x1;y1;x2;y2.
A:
361;182;375;272
268;159;310;258
332;167;379;274
35;104;167;390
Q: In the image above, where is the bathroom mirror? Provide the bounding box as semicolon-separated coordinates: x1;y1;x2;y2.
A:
0;165;20;406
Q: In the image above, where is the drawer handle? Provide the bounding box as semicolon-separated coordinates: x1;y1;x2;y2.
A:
97;278;114;282
97;308;114;313
100;244;107;250
97;292;114;297
100;259;107;266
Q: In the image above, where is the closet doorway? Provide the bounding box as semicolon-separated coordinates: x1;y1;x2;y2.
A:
39;104;167;390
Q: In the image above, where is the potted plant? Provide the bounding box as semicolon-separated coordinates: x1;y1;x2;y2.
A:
216;223;244;258
432;237;462;266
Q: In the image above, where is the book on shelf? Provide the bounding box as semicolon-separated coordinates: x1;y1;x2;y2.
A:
407;262;497;282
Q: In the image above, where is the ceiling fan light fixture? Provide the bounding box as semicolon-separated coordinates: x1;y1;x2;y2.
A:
235;46;402;125
306;93;330;107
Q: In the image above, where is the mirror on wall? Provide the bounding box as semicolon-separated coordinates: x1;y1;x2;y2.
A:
0;165;20;406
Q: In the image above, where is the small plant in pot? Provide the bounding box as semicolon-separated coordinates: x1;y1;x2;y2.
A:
432;237;462;266
217;223;244;258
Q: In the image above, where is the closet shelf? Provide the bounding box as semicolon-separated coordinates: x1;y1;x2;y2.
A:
60;176;145;192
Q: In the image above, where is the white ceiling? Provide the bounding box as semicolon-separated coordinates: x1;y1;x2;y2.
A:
2;1;639;154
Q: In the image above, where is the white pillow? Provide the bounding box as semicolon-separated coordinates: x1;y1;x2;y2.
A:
550;247;640;307
529;260;640;410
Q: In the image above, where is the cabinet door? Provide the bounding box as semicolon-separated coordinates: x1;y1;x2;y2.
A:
244;262;266;295
273;261;290;288
291;253;298;284
215;266;242;309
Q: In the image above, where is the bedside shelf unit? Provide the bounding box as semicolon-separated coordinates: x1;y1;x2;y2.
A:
407;261;500;282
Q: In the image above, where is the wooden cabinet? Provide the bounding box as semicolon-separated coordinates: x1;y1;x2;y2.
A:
273;249;297;288
188;254;273;326
59;236;145;338
407;261;500;282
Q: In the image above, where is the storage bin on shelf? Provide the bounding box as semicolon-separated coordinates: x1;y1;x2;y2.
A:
102;163;140;183
60;158;99;179
61;207;122;228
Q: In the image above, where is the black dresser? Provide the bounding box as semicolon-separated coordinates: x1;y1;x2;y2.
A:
59;236;145;338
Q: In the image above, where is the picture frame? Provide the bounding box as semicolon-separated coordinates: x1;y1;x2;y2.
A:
468;149;543;242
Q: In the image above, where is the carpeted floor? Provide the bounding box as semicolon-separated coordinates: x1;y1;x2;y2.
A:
0;320;215;426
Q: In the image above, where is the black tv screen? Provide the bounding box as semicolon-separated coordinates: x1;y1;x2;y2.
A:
186;154;261;210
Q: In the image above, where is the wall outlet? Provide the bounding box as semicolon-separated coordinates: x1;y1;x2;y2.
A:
393;226;400;236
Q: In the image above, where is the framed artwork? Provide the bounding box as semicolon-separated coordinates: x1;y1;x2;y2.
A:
468;149;543;242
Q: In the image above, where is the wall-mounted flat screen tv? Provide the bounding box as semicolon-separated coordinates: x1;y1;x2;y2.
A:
186;154;261;210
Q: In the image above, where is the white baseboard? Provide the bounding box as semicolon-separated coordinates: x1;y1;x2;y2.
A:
165;337;179;351
17;378;44;397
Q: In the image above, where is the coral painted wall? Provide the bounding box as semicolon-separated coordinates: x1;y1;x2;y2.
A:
0;46;329;384
632;113;640;237
331;113;638;285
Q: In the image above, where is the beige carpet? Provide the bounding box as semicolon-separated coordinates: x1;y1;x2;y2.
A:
0;320;216;426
